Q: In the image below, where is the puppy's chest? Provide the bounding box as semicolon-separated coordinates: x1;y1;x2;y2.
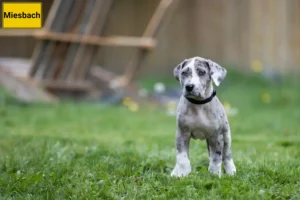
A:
184;108;220;140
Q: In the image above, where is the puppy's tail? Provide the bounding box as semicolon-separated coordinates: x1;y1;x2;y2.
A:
206;139;210;157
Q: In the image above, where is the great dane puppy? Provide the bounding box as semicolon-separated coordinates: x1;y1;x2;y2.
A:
171;56;236;177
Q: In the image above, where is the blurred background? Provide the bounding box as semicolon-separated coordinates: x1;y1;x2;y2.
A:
0;1;300;198
0;0;299;106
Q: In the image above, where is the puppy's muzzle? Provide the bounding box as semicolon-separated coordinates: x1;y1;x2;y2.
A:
185;84;194;92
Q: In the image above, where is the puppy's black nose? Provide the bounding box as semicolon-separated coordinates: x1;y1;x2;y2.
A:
185;84;194;92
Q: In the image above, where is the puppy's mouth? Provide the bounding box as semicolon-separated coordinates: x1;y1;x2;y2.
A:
184;91;203;100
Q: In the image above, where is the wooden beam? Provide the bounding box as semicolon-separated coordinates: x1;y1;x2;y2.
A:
29;0;64;77
69;0;114;81
41;80;94;91
33;31;157;49
46;1;87;80
43;0;64;30
78;0;115;81
57;0;95;81
44;42;69;80
0;29;36;37
121;0;176;86
0;57;31;78
0;68;58;103
66;0;104;82
37;0;75;80
143;0;175;37
90;66;118;83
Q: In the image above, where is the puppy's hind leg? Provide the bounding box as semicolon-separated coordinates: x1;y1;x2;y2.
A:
222;125;236;175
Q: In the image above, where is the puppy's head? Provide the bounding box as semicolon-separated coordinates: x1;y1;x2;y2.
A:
173;57;226;99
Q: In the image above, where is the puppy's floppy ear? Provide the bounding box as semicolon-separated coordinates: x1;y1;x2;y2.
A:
205;59;227;86
173;59;188;81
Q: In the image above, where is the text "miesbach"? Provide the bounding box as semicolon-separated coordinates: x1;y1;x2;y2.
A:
3;12;41;19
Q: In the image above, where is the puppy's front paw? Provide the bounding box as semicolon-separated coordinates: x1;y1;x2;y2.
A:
224;160;236;175
171;163;191;177
208;163;222;177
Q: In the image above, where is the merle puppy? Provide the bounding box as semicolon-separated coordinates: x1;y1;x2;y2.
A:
171;57;236;177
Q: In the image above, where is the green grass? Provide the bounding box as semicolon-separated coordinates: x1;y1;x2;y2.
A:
0;70;300;199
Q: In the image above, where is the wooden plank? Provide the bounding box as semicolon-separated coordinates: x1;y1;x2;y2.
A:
43;0;82;80
31;0;74;80
66;0;103;82
44;0;64;30
38;0;75;80
74;0;114;81
34;42;57;80
44;42;70;79
122;0;175;86
33;31;157;49
0;57;31;78
41;80;94;91
63;0;87;33
143;0;175;37
58;0;96;81
74;47;97;80
50;0;76;31
58;43;80;80
29;0;63;77
46;1;87;80
0;29;36;37
90;66;118;83
29;41;49;78
0;68;58;103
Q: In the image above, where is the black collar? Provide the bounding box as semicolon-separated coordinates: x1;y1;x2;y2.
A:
185;90;216;105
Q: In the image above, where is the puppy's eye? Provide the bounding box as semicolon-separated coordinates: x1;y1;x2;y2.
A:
181;70;188;76
198;69;206;76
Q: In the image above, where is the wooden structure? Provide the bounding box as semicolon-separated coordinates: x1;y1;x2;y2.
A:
0;0;176;103
1;0;300;77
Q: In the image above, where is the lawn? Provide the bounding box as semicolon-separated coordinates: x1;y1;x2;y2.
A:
0;70;299;199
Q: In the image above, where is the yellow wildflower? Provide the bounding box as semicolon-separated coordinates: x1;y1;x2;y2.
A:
128;102;139;112
122;97;132;106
